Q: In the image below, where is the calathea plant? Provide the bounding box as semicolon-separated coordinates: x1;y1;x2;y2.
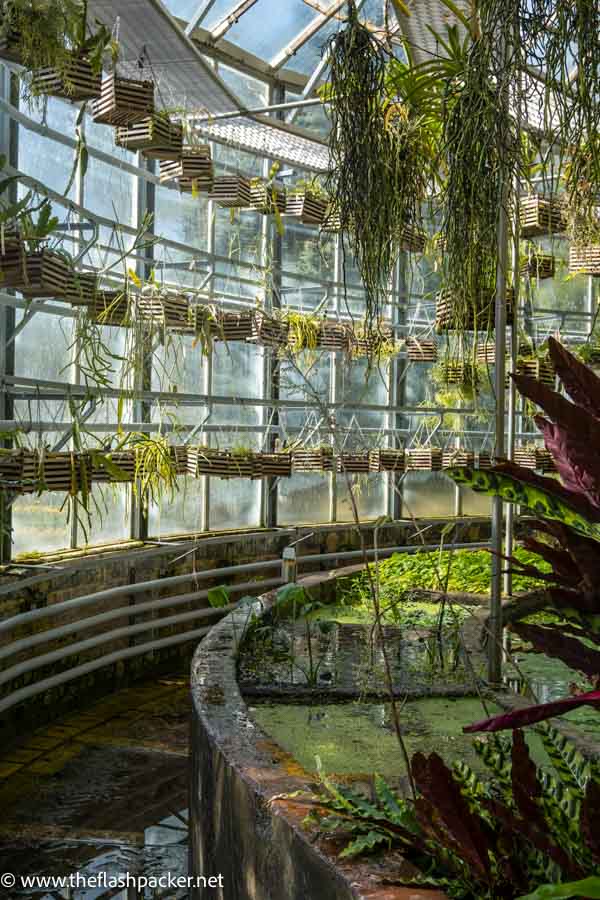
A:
448;337;600;730
295;724;600;899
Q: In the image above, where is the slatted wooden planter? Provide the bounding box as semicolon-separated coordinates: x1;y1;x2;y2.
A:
292;447;334;473
437;360;478;387
136;291;191;330
569;244;600;276
249;311;289;348
159;147;213;194
249;182;285;215
316;322;350;352
435;287;514;332
116;114;183;161
442;448;475;468
187;447;258;479
514;447;555;472
283;189;328;226
32;56;101;101
0;448;27;490
337;453;371;474
92;74;155;126
209;175;252;209
90;290;131;326
477;451;493;469
520;253;555;280
405;448;443;471
213;310;255;342
21;451;93;494
91;451;136;483
348;326;394;357
321;205;341;233
368;449;405;473
400;224;427;253
475;342;495;365
169;445;189;475
65;271;99;306
519;194;567;238
0;21;22;63
1;248;70;298
406;337;437;362
512;357;555;386
255;453;292;478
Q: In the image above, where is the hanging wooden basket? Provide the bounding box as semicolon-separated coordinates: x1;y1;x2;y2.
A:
19;450;93;494
368;448;405;473
90;290;131;326
519;194;567;238
348;325;394;357
568;244;600;277
292;447;334;473
249;182;285;215
91;451;137;483
65;271;99;306
520;252;555;280
0;247;70;298
248;311;289;348
514;446;556;472
187;447;258;479
337;453;371;474
437;360;478;387
283;189;328;226
255;452;292;478
209;175;252;209
0;21;22;64
212;310;255;342
315;321;350;352
0;449;31;491
159;147;213;194
477;451;493;470
405;448;443;471
32;55;101;101
511;357;555;387
400;224;427;254
116;114;183;161
442;448;475;468
405;337;437;362
92;74;155;126
136;291;191;331
321;204;341;233
435;286;514;332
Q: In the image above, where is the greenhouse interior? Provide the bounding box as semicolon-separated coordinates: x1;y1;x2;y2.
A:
1;0;600;898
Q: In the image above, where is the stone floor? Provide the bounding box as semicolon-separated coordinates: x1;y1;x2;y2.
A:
0;674;192;899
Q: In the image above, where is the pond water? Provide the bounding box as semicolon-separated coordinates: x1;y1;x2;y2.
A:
241;607;600;780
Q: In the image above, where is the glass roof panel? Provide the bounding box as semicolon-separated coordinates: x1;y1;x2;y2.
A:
224;0;318;60
162;0;203;20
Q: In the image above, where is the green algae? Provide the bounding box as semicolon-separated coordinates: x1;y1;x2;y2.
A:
250;697;506;776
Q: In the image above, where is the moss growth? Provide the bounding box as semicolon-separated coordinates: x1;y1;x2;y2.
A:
249;697;525;777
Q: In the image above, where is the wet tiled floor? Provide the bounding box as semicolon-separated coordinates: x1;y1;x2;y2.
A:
0;676;192;899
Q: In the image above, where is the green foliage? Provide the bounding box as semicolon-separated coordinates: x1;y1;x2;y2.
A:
207;585;231;609
517;876;600;899
339;547;551;610
301;727;600;899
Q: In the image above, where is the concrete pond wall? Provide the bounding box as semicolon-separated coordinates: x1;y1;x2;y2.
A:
190;576;451;900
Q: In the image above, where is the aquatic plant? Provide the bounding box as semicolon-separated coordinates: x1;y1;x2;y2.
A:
297;725;600;899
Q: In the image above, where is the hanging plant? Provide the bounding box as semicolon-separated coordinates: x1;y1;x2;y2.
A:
324;1;431;331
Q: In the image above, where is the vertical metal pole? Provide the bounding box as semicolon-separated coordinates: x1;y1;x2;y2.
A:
489;167;510;685
130;156;155;542
263;81;284;528
392;254;408;520
503;191;520;599
329;231;342;523
0;68;17;563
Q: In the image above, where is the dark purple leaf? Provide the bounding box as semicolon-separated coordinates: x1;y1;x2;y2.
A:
411;752;492;877
548;337;600;420
512;373;600;446
535;416;600;508
463;690;600;733
513;623;600;678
